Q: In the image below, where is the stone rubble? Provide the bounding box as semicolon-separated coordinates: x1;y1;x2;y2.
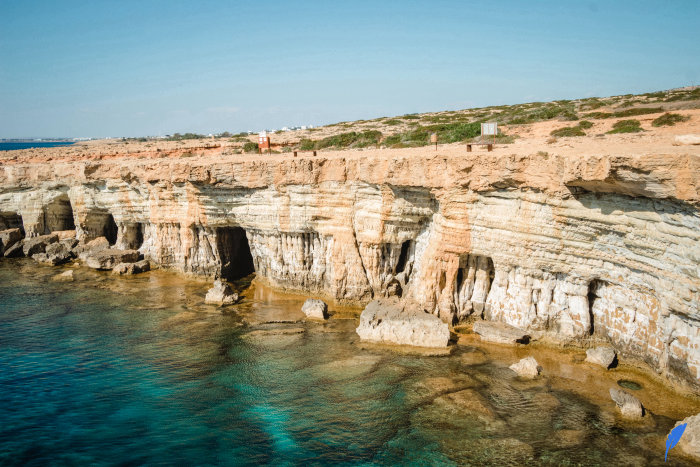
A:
301;298;328;320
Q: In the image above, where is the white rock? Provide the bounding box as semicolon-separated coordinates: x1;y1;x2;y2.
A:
205;279;239;306
85;249;139;270
356;299;450;348
671;413;700;461
509;356;541;378
586;346;616;368
112;259;150;275
609;387;643;419
301;298;328;319
673;134;700;145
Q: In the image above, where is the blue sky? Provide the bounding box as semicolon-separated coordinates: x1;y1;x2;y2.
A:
1;0;698;138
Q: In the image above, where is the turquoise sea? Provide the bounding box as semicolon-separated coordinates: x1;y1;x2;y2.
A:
0;142;75;151
0;259;695;466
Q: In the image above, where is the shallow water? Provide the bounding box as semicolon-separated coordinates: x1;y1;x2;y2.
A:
0;260;696;466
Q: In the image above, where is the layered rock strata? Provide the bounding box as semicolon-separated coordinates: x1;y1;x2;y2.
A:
0;150;698;389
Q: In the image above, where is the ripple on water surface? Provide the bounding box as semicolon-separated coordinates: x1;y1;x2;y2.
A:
0;260;696;466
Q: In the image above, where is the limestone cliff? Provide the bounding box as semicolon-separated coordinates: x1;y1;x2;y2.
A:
1;148;699;390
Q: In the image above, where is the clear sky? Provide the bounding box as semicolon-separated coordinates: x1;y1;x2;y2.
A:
1;0;698;138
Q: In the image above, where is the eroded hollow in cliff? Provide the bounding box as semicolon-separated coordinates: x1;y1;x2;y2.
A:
44;195;75;233
0;211;23;233
216;227;255;281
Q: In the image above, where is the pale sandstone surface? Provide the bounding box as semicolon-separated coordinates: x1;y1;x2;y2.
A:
356;299;450;348
0;130;699;389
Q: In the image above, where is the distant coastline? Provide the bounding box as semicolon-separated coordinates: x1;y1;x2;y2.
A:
0;141;75;151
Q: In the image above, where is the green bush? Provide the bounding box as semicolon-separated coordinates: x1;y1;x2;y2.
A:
578;120;593;129
297;130;383;151
243;142;259;153
383;119;402;126
613;107;663;118
550;126;586;137
651;113;690;127
607;119;643;134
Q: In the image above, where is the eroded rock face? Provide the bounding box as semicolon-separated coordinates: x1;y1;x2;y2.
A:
586;347;616;369
0;150;699;388
85;249;139;270
301;299;328;320
610;388;644;419
356;299;450;348
204;280;238;305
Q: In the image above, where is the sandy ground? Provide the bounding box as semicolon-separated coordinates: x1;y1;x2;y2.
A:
1;109;699;165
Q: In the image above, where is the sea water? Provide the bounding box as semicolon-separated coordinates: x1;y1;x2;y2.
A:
0;259;695;466
0;142;75;151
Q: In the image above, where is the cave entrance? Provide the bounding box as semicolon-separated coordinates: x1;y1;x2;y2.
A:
0;211;24;233
215;227;255;281
395;240;411;274
44;195;75;233
104;214;118;245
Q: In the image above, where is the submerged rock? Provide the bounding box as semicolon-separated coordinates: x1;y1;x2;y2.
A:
609;387;644;419
586;346;616;368
356;299;450;348
85;249;139;270
509;356;541;379
301;298;328;319
0;228;23;255
22;234;59;257
112;260;150;275
52;270;75;282
671;413;700;461
204;279;239;305
473;320;530;345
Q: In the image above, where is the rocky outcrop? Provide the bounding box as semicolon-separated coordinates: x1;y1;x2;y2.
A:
52;270;75;282
610;388;644;419
356;299;450;348
509;356;541;378
586;347;616;369
301;298;328;320
22;234;58;256
204;280;239;305
85;249;139;270
0;149;699;388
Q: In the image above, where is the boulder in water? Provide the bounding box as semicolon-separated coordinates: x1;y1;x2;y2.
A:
356;299;450;348
473;320;530;345
112;260;150;275
509;356;541;379
586;346;616;368
52;270;75;282
301;298;328;319
670;413;700;461
205;279;239;305
610;387;644;419
85;249;139;270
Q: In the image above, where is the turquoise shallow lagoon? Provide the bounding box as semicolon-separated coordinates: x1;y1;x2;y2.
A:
0;260;696;466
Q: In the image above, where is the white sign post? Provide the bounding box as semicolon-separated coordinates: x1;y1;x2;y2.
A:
481;122;498;143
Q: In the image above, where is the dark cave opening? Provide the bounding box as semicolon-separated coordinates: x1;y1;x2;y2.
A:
216;227;255;281
104;214;118;246
395;240;411;274
0;211;24;233
44;195;75;233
